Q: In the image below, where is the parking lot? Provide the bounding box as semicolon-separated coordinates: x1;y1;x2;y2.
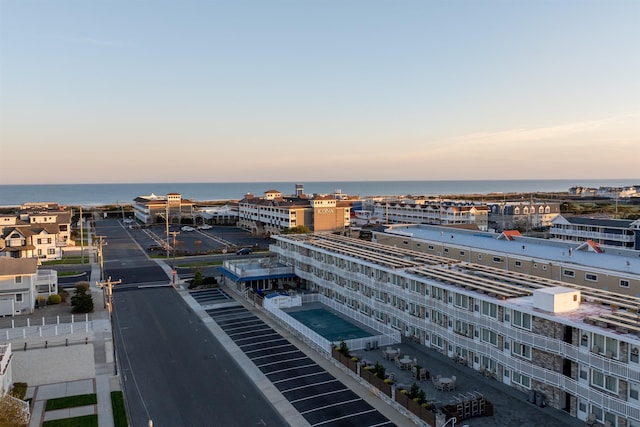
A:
126;222;269;256
192;289;394;427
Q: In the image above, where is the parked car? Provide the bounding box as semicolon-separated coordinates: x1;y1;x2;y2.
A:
197;224;212;230
181;226;195;232
147;244;166;252
236;248;252;255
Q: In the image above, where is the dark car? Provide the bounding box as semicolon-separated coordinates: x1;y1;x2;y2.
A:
236;248;252;255
148;244;165;252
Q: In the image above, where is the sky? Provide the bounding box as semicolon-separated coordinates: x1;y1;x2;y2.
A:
1;1;639;185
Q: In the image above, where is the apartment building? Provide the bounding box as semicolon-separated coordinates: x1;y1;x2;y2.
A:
270;233;640;427
550;215;640;251
487;201;561;231
372;223;640;297
238;190;350;236
370;199;489;231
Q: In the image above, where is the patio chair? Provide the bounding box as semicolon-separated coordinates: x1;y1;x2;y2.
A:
450;375;457;391
586;413;596;426
395;356;402;368
419;368;428;381
411;366;418;379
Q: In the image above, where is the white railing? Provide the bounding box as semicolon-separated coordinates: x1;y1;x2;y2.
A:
1;314;92;341
0;343;10;374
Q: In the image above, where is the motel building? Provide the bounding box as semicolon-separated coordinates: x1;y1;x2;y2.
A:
251;232;640;427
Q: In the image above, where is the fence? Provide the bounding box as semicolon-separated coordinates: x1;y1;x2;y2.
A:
0;314;92;341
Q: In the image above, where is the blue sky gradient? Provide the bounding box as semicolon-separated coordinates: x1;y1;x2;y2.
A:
1;1;638;184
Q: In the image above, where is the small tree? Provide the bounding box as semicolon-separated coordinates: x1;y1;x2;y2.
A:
338;340;350;357
71;284;94;313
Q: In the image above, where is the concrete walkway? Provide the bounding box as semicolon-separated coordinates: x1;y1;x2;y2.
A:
5;254;119;427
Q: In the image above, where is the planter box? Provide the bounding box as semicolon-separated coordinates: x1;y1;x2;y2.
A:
420;407;437;427
485;400;494;416
395;391;410;409
407;398;422;418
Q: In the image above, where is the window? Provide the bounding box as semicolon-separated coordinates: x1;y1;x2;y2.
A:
586;273;598;282
512;310;532;330
15;276;22;284
512;372;531;388
563;269;575;278
477;254;482;260
431;286;443;301
481;301;497;318
512;341;531;359
481;329;498;346
454;293;469;309
591;369;618;393
16;294;23;302
431;334;443;349
459;251;465;256
514;261;522;268
592;333;618;358
620;279;630;288
630;382;639;401
492;256;502;263
444;248;449;253
455;320;470;335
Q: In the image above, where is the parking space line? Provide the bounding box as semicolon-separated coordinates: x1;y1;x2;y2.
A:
243;343;292;354
279;379;339;394
250;349;302;360
238;337;286;348
255;356;309;368
311;409;378;426
271;370;328;384
289;388;350;404
300;398;362;415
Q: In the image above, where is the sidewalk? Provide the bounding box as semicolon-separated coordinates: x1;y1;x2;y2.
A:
5;255;119;427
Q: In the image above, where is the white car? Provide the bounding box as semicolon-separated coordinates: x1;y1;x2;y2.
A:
197;224;212;230
181;226;195;232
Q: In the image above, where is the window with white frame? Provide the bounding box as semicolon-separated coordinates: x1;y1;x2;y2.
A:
15;276;22;284
480;356;496;373
481;328;498;346
592;333;618;358
630;382;639;401
431;334;443;349
619;279;630;288
590;369;618;393
589;405;617;426
585;273;598;282
481;301;497;318
455;319;470;335
431;286;443;301
16;294;23;302
454;293;469;309
511;372;531;388
563;269;575;278
512;341;531;359
512;310;532;330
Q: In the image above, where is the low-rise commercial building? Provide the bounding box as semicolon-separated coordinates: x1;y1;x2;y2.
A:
550;215;640;251
370;199;490;230
131;193;195;225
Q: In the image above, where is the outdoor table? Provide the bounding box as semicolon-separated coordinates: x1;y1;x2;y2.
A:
399;356;413;369
384;349;398;360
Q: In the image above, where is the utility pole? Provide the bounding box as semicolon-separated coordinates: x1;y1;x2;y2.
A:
165;200;170;258
96;276;122;375
94;235;107;307
168;231;180;285
80;206;84;265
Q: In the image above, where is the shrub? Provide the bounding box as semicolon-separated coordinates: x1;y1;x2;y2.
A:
48;294;62;305
36;296;47;308
58;289;69;303
75;282;90;292
338;340;350;357
374;362;386;379
10;382;28;400
71;286;94;313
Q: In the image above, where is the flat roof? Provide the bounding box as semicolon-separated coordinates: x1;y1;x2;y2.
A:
380;224;640;278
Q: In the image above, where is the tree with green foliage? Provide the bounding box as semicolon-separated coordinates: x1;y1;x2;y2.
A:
71;284;94;313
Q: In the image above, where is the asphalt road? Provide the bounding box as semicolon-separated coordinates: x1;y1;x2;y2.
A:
113;287;287;427
95;219;287;427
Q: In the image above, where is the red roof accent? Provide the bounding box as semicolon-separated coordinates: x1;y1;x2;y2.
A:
586;240;604;253
502;230;522;241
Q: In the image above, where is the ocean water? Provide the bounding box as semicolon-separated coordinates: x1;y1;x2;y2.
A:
0;179;637;207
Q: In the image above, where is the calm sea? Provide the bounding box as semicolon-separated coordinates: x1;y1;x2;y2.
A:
0;179;637;207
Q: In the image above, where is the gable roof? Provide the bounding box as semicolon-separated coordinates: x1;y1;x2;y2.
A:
0;258;38;276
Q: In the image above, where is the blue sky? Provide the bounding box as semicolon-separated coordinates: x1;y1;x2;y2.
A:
1;1;638;184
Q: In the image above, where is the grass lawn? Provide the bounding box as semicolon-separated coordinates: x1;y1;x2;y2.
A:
176;260;223;268
43;415;98;427
42;257;91;266
111;391;128;427
45;394;97;411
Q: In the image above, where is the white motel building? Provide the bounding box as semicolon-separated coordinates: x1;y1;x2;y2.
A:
268;231;640;427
